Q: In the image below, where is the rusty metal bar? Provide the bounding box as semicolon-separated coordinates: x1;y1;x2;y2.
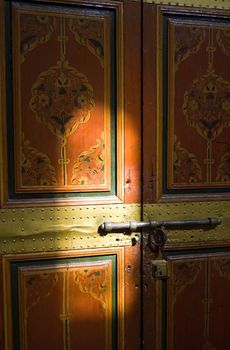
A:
98;217;221;235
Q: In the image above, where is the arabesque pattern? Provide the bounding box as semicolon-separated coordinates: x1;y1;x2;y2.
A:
19;13;55;63
168;21;230;190
17;259;113;349
12;3;112;195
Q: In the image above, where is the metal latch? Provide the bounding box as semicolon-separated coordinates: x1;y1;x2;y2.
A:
152;259;168;279
98;217;221;235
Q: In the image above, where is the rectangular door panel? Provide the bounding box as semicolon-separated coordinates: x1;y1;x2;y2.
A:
143;3;230;201
166;252;230;350
167;255;207;349
3;249;124;350
1;0;124;206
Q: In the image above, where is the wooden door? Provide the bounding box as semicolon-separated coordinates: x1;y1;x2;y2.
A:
142;2;230;350
1;1;230;350
0;1;141;349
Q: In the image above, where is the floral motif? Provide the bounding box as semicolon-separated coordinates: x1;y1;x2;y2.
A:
20;14;55;63
74;267;107;309
182;69;230;141
71;134;105;185
69;17;104;66
21;134;57;186
173;136;202;184
213;258;230;279
174;26;205;71
30;59;95;139
216;29;230;56
216;151;230;183
24;271;59;317
172;260;202;302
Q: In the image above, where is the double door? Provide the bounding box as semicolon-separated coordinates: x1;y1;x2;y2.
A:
0;1;230;349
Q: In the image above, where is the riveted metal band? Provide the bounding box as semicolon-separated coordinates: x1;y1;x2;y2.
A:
144;201;230;245
0;204;141;254
0;201;229;254
143;0;230;9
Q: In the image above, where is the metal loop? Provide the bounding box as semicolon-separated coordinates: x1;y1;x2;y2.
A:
148;226;167;252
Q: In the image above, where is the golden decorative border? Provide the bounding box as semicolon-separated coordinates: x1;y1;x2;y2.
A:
143;0;230;9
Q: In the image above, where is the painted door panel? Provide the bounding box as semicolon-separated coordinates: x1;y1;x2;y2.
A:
0;0;141;349
3;0;124;204
143;3;230;350
2;245;141;350
3;250;122;350
166;252;230;349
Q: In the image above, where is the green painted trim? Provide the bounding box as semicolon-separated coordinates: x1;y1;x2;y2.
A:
162;12;230;196
11;254;117;350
